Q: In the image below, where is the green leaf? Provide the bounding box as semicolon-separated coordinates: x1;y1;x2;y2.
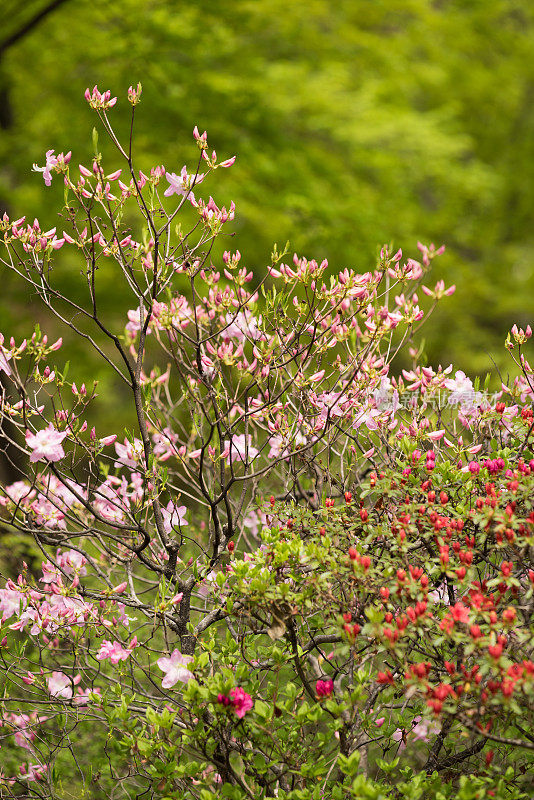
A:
92;126;99;155
229;751;245;777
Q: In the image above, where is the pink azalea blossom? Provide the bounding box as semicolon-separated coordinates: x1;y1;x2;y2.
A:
125;306;152;336
26;425;67;463
242;508;267;537
161;501;188;533
73;687;102;707
224;434;259;466
229;686;254;718
392;727;407;753
32;149;58;186
96;640;120;662
222;310;262;342
96;639;133;664
0;344;12;376
30;495;66;529
114;437;144;469
164;166;204;201
411;715;440;741
47;671;80;699
157;649;194;688
0;480;35;506
0;588;26;621
19;762;48;782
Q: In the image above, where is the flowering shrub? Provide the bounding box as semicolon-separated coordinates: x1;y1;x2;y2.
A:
0;85;533;799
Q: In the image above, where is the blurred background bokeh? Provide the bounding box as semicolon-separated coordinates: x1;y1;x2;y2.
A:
1;0;533;438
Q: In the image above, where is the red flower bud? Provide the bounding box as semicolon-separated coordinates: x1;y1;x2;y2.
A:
488;643;503;659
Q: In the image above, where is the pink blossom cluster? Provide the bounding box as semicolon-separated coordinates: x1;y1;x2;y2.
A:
217;687;254;719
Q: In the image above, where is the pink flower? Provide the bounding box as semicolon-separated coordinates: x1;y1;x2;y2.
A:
47;671;80;699
114;437;144;469
84;85;117;109
73;687;101;707
161;501;188;533
100;434;118;447
219;156;236;168
224;434;259;466
164;166;204;201
392;727;407;753
157;649;194;688
427;429;445;442
32;149;58;186
229;686;254;718
96;640;131;664
411;716;440;741
0;588;27;621
26;425;67;462
316;679;334;697
0;344;12;376
19;762;48;782
125;306;152;336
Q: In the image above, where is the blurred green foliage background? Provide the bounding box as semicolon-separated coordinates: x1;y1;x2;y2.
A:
1;0;533;430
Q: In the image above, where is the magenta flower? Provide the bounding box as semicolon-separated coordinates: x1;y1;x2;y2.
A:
229;687;254;718
26;425;67;463
316;679;334;697
157;649;194;689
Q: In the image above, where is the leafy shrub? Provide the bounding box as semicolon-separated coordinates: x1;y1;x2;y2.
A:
0;86;532;799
